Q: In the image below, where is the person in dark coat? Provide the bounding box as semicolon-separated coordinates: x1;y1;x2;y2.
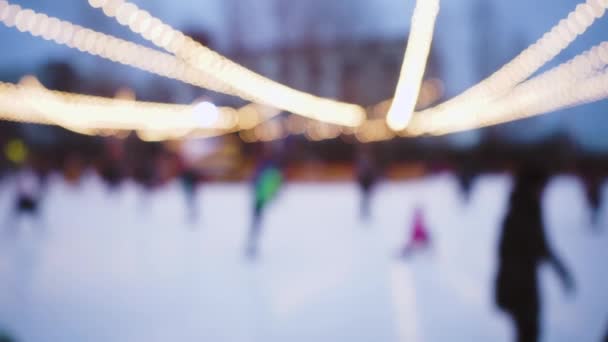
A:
356;148;378;221
581;173;603;227
456;163;477;202
99;138;125;191
495;167;574;342
179;167;200;224
6;164;43;231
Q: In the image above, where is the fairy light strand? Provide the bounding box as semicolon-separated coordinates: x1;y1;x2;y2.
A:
386;0;440;131
88;0;366;127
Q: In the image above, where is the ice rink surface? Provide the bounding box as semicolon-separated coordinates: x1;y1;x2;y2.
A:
0;172;606;341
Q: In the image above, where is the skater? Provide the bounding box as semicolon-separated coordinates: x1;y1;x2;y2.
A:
495;166;574;342
98;138;125;191
456;163;477;202
356;146;378;221
399;207;431;258
581;173;603;226
99;157;124;191
134;153;160;212
6;164;43;231
179;167;200;224
246;159;283;259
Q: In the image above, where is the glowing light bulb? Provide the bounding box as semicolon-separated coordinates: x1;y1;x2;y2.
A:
0;1;8;15
88;0;107;9
15;8;35;32
191;101;220;128
387;0;440;131
134;10;151;33
116;2;136;25
57;21;73;44
102;0;124;17
2;4;21;27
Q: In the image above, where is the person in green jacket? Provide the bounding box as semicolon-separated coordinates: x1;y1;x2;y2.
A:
246;160;283;259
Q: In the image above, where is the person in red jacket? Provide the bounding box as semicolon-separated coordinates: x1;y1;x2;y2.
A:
399;206;431;258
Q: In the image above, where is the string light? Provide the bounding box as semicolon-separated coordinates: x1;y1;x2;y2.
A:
0;1;235;95
0;0;606;142
438;70;608;135
407;43;608;135
0;80;277;141
386;0;440;131
89;0;366;127
371;78;444;119
2;65;606;142
415;0;608;123
1;1;362;127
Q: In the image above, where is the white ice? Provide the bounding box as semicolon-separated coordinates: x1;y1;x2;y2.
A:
0;172;606;342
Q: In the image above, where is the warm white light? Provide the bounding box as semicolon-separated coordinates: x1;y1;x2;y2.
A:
407;0;608;136
57;21;73;44
15;8;34;32
132;10;151;33
42;17;59;41
29;13;45;37
2;4;21;27
89;0;366;127
88;0;106;9
191;101;220;128
0;1;8;16
116;3;136;25
102;0;124;17
387;0;440;131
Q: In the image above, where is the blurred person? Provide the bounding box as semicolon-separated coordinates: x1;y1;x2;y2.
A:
179;165;200;225
399;206;431;258
495;166;574;342
581;173;603;226
98;138;125;190
99;159;123;190
6;163;43;231
246;158;284;259
456;163;477;202
32;155;51;193
134;154;161;211
356;146;379;221
63;153;85;186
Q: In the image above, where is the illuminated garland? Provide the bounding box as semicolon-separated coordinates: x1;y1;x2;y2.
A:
413;0;608;127
0;79;280;141
0;0;605;142
386;0;440;131
88;0;366;127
